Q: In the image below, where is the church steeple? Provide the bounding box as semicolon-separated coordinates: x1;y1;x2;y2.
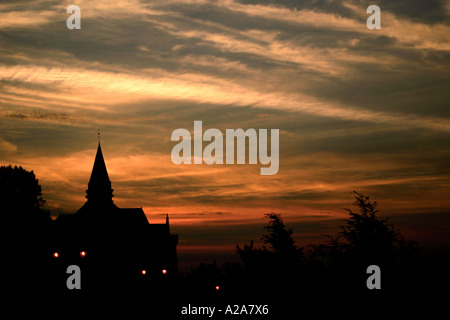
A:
86;142;114;204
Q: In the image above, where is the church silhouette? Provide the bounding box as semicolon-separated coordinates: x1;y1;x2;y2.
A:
49;142;178;294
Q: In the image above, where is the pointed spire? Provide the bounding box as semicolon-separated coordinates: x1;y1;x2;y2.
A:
86;142;114;204
166;214;170;232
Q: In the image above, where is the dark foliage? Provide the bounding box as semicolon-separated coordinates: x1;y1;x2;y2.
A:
237;213;303;269
312;191;418;268
0;164;50;223
261;213;297;254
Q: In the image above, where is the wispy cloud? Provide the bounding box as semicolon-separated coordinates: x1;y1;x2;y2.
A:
2;64;450;132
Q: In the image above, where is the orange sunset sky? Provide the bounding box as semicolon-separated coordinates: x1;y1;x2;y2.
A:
1;0;450;268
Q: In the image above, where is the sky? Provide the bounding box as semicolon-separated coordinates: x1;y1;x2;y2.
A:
1;0;449;268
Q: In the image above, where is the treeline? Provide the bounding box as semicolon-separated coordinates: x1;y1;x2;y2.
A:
178;192;446;310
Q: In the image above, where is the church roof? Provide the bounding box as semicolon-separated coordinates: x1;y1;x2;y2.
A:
118;208;149;226
59;140;175;238
86;142;113;203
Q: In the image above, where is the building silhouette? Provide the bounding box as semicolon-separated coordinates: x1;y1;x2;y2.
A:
50;142;178;294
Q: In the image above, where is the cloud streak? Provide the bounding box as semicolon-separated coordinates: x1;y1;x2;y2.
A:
1;64;450;132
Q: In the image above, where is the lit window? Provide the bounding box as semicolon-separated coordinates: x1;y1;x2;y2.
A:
80;251;86;257
53;252;59;258
162;269;167;275
141;270;146;275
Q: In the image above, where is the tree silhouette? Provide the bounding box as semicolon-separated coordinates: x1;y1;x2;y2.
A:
0;165;49;223
235;213;303;298
340;191;410;264
314;191;417;261
261;213;297;255
309;191;419;295
237;213;302;266
2;165;52;294
336;191;417;266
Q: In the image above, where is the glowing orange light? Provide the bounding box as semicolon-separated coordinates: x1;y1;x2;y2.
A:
215;286;220;290
80;251;86;257
53;252;59;258
162;269;167;275
141;270;146;275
